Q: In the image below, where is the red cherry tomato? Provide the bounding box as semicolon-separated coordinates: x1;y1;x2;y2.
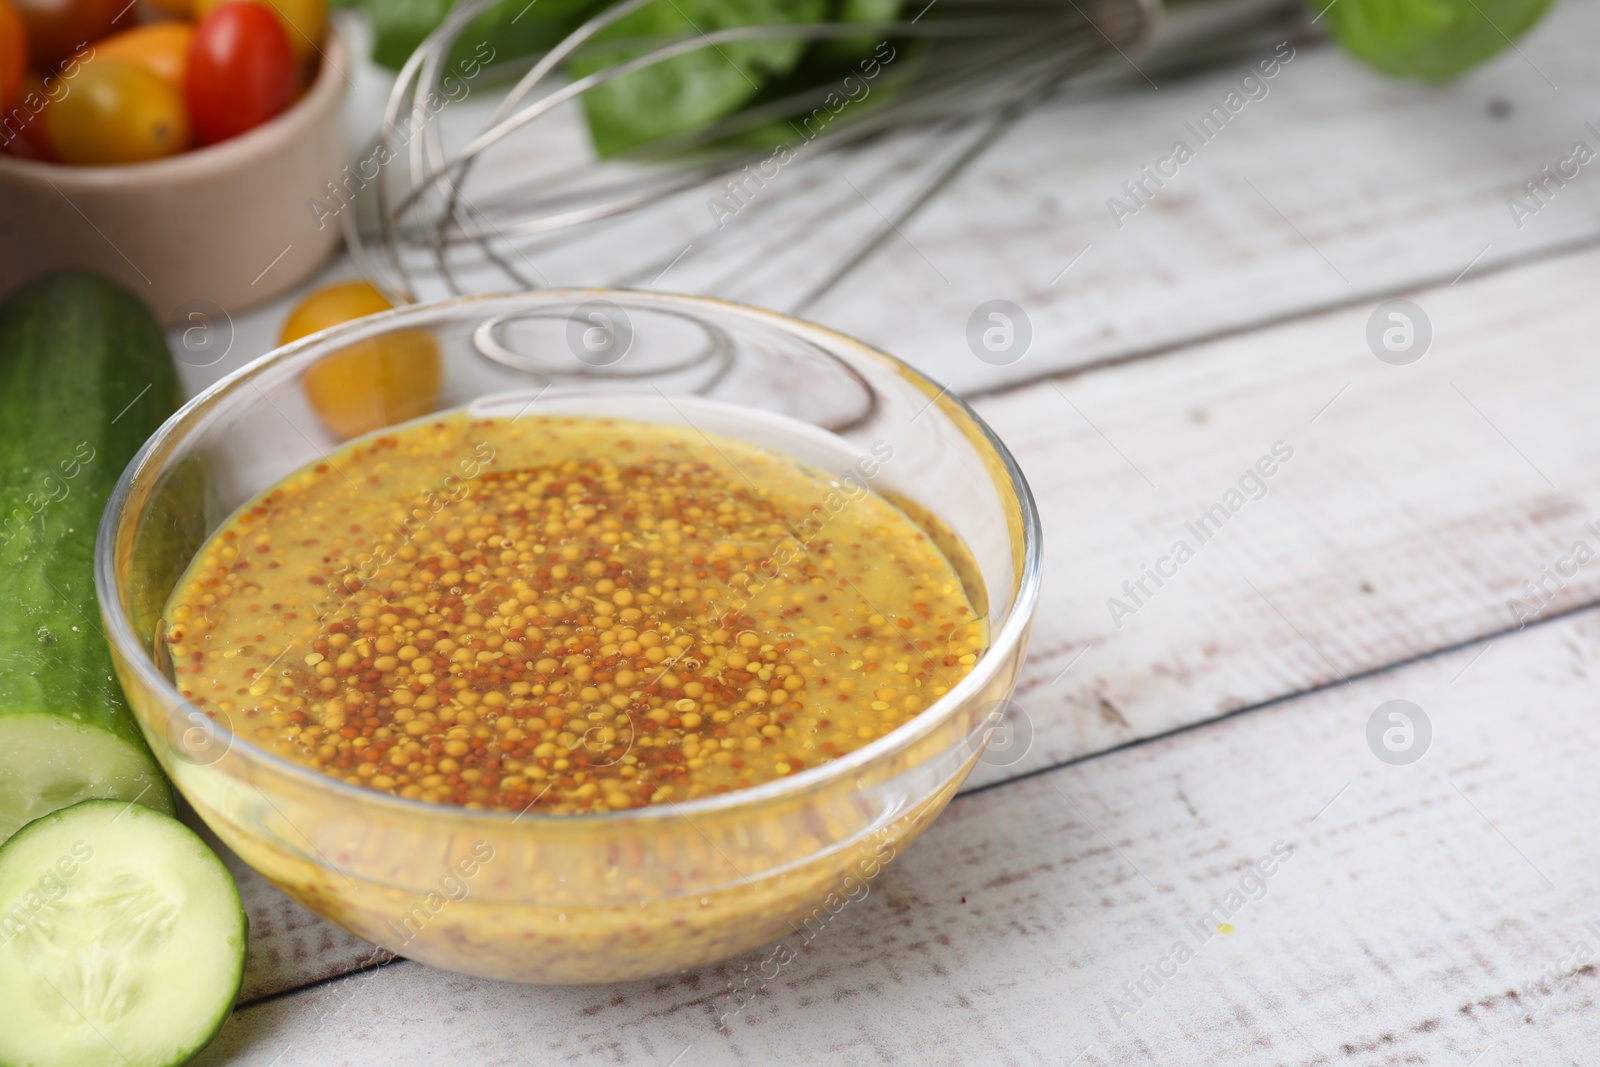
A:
184;1;294;145
0;0;25;112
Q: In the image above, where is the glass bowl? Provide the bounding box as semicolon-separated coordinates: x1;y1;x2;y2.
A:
96;290;1042;984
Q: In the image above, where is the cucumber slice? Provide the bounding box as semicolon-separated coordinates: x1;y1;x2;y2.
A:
0;714;175;844
0;800;246;1067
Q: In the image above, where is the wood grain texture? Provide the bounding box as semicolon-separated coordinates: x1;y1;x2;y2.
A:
967;240;1600;791
193;606;1600;1066
806;0;1600;393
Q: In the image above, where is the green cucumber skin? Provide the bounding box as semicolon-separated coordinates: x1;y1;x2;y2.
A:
0;273;180;759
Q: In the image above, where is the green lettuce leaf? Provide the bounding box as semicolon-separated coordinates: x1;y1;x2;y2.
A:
360;0;448;69
360;0;606;71
349;0;876;156
815;0;899;65
1319;0;1558;80
570;0;828;156
447;0;608;68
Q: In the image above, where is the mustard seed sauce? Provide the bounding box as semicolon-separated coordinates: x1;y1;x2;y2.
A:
162;414;984;814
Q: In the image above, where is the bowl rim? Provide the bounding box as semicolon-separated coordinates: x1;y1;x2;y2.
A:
95;288;1044;825
0;25;348;185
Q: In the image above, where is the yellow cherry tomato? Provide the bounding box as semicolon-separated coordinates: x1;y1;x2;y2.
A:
45;58;189;164
282;281;442;442
81;22;193;92
193;0;324;63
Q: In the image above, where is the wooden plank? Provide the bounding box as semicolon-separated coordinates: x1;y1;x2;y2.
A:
965;239;1600;790
193;603;1600;1065
808;0;1600;393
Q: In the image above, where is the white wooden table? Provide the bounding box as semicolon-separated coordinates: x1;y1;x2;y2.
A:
180;3;1600;1062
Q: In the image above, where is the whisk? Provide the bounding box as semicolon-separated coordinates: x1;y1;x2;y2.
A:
345;0;1285;315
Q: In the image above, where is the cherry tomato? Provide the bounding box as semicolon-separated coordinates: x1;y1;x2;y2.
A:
12;0;124;71
185;2;294;145
1;69;55;159
82;22;194;92
282;282;443;442
280;281;396;342
45;58;190;164
143;0;192;13
0;0;25;111
194;0;324;64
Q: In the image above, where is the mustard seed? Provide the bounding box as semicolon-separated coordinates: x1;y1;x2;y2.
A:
163;414;985;815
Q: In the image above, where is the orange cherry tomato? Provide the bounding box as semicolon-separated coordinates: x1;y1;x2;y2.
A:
0;0;25;111
82;22;194;92
1;69;55;159
193;0;324;63
282;281;443;442
45;58;190;164
12;0;125;70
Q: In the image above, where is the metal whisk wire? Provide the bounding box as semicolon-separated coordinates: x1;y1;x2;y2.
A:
347;0;1161;310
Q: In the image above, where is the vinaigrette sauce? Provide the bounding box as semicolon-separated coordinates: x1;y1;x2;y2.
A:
162;414;983;814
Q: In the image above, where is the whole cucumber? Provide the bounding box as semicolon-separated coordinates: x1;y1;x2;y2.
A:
0;271;181;842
